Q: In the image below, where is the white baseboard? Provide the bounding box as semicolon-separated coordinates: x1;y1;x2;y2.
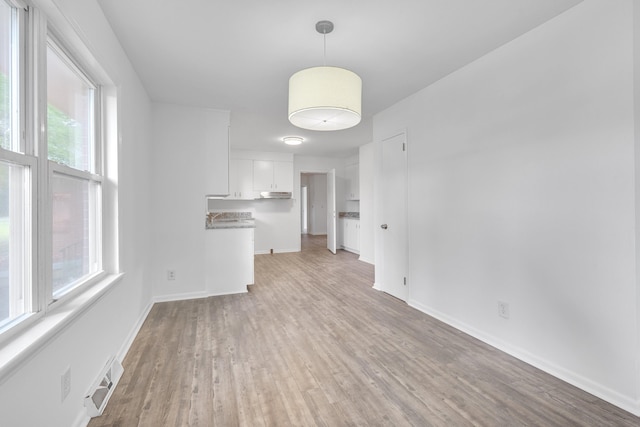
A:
153;291;209;303
73;300;154;427
153;289;248;304
116;301;153;362
407;299;640;417
255;248;299;255
358;255;374;265
72;412;90;427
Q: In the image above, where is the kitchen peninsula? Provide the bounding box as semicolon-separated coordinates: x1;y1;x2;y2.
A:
205;211;255;295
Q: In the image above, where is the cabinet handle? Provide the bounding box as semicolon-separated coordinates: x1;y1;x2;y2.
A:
381;224;388;229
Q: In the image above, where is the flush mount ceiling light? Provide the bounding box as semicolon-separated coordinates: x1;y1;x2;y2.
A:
288;20;362;131
283;136;303;145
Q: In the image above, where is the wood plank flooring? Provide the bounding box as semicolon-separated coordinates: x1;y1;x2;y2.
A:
90;235;640;426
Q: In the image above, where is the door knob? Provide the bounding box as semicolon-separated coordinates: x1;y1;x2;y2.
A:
381;224;388;229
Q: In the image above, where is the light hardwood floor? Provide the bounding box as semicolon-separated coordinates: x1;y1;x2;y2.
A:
90;235;640;426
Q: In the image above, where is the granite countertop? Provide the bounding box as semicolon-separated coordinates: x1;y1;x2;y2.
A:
339;212;360;219
206;211;256;229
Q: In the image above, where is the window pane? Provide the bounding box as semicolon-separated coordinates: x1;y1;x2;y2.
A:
47;45;94;172
52;173;99;296
0;1;18;152
0;161;28;328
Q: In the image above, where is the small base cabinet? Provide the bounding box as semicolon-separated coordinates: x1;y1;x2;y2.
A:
340;218;360;254
205;228;254;295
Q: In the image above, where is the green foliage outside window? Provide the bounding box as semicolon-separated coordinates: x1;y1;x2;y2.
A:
47;102;81;166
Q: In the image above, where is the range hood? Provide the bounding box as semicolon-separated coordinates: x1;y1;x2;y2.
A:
258;191;292;199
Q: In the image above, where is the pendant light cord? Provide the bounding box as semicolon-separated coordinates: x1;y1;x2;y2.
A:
315;21;333;66
323;31;327;66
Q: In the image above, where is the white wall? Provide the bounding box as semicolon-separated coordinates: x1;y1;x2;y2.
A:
151;104;230;299
359;143;375;264
634;0;640;402
374;0;639;414
0;0;153;426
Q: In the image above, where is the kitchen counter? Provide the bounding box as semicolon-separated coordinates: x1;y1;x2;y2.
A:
338;211;360;219
206;211;256;229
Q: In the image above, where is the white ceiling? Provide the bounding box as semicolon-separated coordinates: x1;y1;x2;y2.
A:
97;0;582;158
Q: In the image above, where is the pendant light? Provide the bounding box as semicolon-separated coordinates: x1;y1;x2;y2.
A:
288;21;362;131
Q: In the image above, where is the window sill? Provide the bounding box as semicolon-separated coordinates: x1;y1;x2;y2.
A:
0;272;125;385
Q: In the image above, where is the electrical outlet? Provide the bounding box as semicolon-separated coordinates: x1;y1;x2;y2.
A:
61;367;71;402
498;301;510;319
167;270;176;281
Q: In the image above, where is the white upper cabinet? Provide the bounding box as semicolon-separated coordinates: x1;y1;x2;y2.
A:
345;163;360;200
253;160;293;193
273;161;293;192
228;158;254;199
253;160;274;192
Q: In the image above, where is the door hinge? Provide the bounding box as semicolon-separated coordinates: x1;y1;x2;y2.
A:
403;277;407;285
402;142;406;152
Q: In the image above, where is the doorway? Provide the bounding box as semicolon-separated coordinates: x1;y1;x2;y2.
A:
301;173;328;236
301;185;308;234
300;171;337;254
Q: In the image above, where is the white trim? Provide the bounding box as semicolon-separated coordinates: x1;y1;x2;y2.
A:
407;298;640;417
72;412;89;427
70;299;152;427
0;273;124;385
254;248;299;255
153;289;249;304
358;255;374;265
116;301;153;362
5;0;27;10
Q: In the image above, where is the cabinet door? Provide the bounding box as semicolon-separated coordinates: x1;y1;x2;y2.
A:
253;160;274;192
354;220;360;251
273;161;293;192
236;159;254;199
342;219;360;253
344;219;352;249
352;164;360;200
345;163;360;200
229;158;239;198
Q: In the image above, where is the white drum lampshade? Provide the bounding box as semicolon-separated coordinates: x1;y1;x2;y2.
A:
288;66;362;131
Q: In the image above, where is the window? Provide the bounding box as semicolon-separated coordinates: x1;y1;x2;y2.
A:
47;41;102;298
1;0;19;153
0;0;30;330
0;161;30;328
0;0;112;339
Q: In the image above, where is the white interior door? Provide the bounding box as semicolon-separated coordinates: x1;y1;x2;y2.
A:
327;169;337;254
381;133;408;300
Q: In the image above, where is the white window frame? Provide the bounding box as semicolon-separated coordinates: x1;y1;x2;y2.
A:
0;0;119;352
45;34;105;303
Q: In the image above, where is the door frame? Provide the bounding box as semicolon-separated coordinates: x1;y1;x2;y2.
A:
374;130;409;301
299;170;335;246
